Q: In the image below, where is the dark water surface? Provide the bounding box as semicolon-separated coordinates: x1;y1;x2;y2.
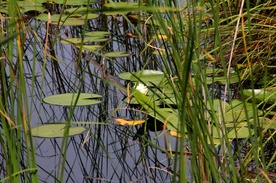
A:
21;11;179;182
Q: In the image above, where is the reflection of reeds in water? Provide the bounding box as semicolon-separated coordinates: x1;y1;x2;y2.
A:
1;0;276;182
0;4;174;182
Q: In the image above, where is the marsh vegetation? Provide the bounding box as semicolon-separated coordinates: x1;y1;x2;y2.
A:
0;0;276;182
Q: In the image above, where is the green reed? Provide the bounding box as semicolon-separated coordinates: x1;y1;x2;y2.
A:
0;0;38;182
1;0;275;182
144;0;276;182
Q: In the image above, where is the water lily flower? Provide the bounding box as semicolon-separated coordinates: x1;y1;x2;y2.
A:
135;82;148;94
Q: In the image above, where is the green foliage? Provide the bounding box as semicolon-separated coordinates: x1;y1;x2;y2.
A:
43;93;102;106
31;124;87;138
1;0;276;182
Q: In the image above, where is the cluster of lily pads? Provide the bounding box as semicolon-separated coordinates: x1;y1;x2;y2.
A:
6;0;275;142
31;93;102;138
115;69;276;145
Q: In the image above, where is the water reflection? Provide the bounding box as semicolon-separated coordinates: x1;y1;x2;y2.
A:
23;10;177;182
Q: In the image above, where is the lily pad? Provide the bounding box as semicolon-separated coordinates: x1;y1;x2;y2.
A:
85;31;110;37
75;45;103;52
131;70;165;86
65;7;97;14
31;124;86;138
118;72;132;80
249;117;276;130
227;127;254;139
103;2;144;15
241;88;276;104
35;13;99;26
119;70;165;86
105;52;130;58
205;72;239;85
46;0;94;5
132;88;179;131
60;37;108;44
43;93;102;106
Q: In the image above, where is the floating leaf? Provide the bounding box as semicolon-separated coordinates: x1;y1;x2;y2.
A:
170;130;182;137
43;93;102;106
35;13;99;26
75;45;103;52
60;37;108;44
241;88;276;104
205;72;239;85
153;34;168;40
119;70;165;86
104;2;143;9
152;50;172;55
114;118;146;126
249;117;276;130
118;72;132;80
20;6;46;14
103;2;144;15
222;100;262;123
85;31;110;37
132;88;179;131
105;52;130;58
31;124;86;138
16;0;46;14
47;0;94;5
65;7;97;14
85;13;99;20
227;127;254;139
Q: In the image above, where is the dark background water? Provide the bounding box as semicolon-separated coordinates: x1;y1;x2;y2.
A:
20;10;178;182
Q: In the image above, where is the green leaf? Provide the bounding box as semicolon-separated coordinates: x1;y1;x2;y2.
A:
241;88;276;104
249;117;276;130
48;0;94;5
103;2;144;15
75;45;102;52
31;124;87;138
35;13;99;26
105;52;130;58
131;70;165;86
43;93;102;106
104;2;143;8
118;70;165;85
65;7;97;14
85;31;110;37
118;72;132;80
227;127;254;139
205;72;239;85
132;88;179;131
60;37;108;44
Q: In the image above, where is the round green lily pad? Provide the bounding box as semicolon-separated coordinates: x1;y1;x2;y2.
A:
43;93;102;106
31;124;87;138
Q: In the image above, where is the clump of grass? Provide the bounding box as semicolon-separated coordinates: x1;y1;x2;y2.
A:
144;0;276;182
0;0;38;182
1;0;275;182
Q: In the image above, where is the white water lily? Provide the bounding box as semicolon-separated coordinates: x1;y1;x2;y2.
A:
135;83;148;94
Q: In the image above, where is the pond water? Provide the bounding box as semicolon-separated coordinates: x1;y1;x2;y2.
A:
16;5;181;182
7;1;276;182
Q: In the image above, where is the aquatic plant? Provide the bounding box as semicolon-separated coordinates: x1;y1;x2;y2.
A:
0;0;275;182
